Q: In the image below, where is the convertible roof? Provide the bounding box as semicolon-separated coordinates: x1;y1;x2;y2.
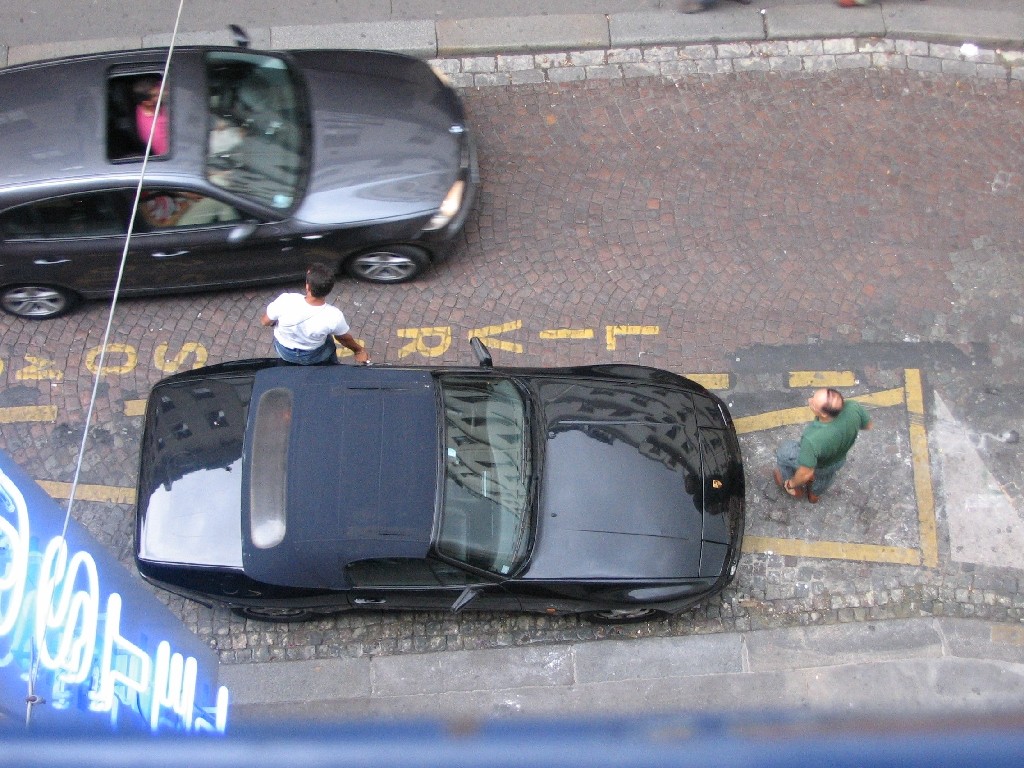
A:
241;364;439;589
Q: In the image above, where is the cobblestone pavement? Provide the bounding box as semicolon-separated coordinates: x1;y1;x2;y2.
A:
1;56;1022;665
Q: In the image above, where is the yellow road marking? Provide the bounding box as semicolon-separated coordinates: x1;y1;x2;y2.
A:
38;480;136;505
470;321;523;353
734;387;905;434
686;373;730;391
605;325;658;351
0;405;57;423
124;400;147;417
539;328;595;340
397;327;452;358
788;371;857;388
743;536;921;566
905;369;938;568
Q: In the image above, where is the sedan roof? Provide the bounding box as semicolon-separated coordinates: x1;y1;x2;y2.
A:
240;365;440;589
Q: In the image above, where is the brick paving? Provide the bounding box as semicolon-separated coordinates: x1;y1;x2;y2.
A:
1;57;1023;664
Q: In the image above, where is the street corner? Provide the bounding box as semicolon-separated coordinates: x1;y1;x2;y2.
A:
723;367;938;568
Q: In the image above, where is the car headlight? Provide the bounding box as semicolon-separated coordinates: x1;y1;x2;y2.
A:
423;179;466;231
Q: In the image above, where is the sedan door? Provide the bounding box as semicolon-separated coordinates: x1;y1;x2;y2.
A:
122;186;310;292
344;557;521;613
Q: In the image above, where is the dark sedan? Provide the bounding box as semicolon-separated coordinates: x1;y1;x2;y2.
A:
135;341;745;623
0;42;477;319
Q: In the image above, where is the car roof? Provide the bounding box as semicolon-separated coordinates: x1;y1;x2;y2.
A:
0;48;211;199
240;364;440;589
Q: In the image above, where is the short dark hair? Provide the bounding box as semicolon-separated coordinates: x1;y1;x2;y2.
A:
133;75;163;103
822;388;844;418
305;263;336;298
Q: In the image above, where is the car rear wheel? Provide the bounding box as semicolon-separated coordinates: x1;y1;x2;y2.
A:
345;245;429;284
1;284;79;319
232;606;319;623
582;608;666;624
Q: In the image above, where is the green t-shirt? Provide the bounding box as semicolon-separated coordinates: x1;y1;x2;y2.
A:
797;400;870;469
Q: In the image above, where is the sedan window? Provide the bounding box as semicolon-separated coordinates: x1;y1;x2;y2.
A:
205;51;307;210
136;189;242;230
347;558;474;588
437;376;532;577
0;192;127;240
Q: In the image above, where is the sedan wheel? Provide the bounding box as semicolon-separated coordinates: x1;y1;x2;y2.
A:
583;608;666;624
1;284;78;319
232;606;319;623
345;245;429;284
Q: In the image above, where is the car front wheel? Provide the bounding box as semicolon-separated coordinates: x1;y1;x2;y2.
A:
1;284;79;319
582;608;666;624
232;606;320;623
345;245;429;284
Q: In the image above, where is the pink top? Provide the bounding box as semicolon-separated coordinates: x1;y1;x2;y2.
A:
136;105;169;155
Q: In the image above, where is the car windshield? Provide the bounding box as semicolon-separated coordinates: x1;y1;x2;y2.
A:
205;51;307;210
436;375;532;577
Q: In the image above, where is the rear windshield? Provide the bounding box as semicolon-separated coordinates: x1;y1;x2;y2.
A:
205;51;307;210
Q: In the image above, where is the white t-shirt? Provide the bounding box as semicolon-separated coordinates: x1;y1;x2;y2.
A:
266;293;350;351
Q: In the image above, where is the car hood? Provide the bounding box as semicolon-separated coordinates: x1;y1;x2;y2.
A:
523;378;733;581
289;50;466;227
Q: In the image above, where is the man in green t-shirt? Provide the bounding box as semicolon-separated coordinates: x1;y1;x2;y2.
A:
774;388;872;503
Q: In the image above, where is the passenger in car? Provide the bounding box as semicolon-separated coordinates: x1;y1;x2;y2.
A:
133;76;169;155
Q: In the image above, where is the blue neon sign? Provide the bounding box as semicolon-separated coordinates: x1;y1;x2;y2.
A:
0;451;228;733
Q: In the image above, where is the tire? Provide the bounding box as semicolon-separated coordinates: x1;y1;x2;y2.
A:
344;245;429;284
1;284;79;319
231;606;319;623
582;608;666;624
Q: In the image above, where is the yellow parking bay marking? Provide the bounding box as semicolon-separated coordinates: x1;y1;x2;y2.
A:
733;387;904;435
740;370;938;569
539;328;595;340
605;325;658;351
124;399;147;417
788;370;857;388
906;368;939;568
0;405;57;423
743;536;921;566
38;480;136;505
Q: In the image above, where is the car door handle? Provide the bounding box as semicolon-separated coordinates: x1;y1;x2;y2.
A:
150;250;189;259
352;598;386;605
33;258;71;265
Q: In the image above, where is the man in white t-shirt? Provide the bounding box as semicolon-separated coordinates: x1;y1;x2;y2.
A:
260;263;369;365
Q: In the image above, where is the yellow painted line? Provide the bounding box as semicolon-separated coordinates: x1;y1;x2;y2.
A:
685;373;730;391
37;480;136;506
605;325;659;351
854;388;905;408
734;387;905;435
539;328;595;340
124;399;147;417
0;405;58;423
905;369;938;568
734;404;812;434
743;536;922;566
788;371;857;388
469;321;523;354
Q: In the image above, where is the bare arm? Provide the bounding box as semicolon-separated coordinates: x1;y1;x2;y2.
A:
336;332;369;364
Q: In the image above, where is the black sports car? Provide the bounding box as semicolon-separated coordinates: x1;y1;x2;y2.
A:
135;341;745;623
0;37;476;318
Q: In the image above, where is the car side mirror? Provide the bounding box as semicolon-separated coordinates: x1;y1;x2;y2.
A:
470;337;492;368
227;221;258;243
451;585;481;613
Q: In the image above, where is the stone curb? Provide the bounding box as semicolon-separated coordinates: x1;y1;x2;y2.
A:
431;38;1024;89
220;617;1024;718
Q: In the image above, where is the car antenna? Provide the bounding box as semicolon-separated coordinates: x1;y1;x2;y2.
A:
229;24;250;48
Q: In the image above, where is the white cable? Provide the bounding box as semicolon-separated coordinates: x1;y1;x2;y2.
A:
61;0;186;538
